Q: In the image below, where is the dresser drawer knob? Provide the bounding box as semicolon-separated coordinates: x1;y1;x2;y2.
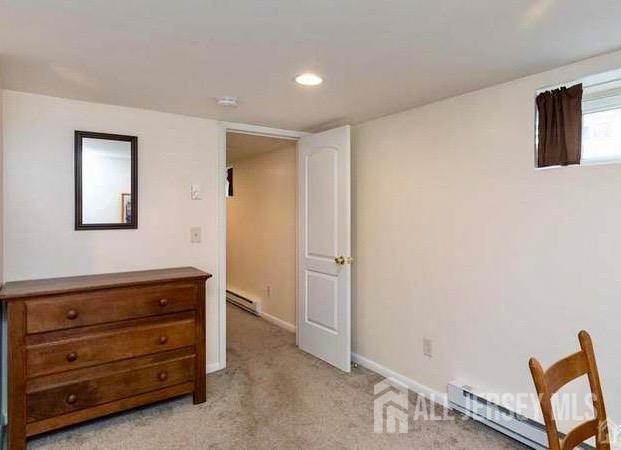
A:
159;335;168;344
66;309;79;320
66;352;78;362
66;394;78;404
158;371;168;381
159;298;169;307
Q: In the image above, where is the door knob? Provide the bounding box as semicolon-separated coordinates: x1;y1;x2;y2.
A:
335;256;353;265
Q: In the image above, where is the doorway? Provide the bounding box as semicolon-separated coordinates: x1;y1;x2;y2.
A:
217;123;352;373
225;131;298;336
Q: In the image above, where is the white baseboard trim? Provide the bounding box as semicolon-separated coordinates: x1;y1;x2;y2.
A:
206;361;225;374
261;311;296;333
351;352;448;407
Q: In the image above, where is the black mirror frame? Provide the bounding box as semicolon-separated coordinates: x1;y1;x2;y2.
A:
74;130;138;230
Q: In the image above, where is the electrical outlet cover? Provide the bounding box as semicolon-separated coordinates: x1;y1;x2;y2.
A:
423;338;433;357
190;226;202;243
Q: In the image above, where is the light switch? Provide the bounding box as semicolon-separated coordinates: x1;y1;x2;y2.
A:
190;227;202;243
191;184;202;200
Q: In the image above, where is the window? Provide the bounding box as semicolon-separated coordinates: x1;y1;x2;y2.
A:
535;70;621;167
226;167;234;197
581;80;621;164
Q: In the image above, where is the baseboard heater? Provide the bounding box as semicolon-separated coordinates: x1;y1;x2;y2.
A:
226;290;261;316
447;382;593;450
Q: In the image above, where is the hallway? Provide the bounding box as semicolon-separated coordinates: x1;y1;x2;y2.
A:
30;305;523;449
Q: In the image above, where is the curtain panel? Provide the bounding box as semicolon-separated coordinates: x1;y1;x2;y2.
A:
536;84;583;167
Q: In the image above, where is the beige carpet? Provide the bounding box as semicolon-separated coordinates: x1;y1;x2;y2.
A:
30;305;525;449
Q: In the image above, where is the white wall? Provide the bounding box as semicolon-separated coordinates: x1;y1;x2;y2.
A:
226;146;297;328
2;90;221;368
352;49;621;428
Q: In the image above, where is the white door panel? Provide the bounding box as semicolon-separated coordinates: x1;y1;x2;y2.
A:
306;271;338;332
298;125;351;372
306;148;337;259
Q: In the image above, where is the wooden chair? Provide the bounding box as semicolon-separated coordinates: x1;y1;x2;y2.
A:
529;330;609;450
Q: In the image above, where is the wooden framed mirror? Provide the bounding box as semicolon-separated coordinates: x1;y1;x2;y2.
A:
75;131;138;230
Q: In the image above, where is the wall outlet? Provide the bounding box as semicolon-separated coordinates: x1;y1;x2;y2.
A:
190;227;201;243
423;338;433;358
266;285;271;298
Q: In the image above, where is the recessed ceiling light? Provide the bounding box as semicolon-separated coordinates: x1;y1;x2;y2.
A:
216;96;238;107
295;73;324;86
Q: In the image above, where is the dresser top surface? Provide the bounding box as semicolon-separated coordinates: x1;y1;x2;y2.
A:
0;267;212;301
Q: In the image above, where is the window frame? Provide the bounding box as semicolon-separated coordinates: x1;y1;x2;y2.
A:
535;72;621;169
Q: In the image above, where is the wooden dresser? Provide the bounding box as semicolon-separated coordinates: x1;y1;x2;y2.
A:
0;267;211;450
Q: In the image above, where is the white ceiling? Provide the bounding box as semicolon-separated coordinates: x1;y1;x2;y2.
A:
1;1;621;131
226;132;294;163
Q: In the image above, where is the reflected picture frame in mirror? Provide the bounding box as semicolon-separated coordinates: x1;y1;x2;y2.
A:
75;130;138;230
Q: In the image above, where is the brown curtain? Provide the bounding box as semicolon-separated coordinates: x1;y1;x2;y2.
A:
536;83;583;167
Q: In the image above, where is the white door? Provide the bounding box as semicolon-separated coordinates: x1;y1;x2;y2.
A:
298;125;351;372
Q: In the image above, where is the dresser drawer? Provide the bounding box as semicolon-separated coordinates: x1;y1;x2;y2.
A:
27;315;195;377
27;353;195;422
26;282;197;334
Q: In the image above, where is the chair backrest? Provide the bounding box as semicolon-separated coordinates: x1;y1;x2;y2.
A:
529;330;609;450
